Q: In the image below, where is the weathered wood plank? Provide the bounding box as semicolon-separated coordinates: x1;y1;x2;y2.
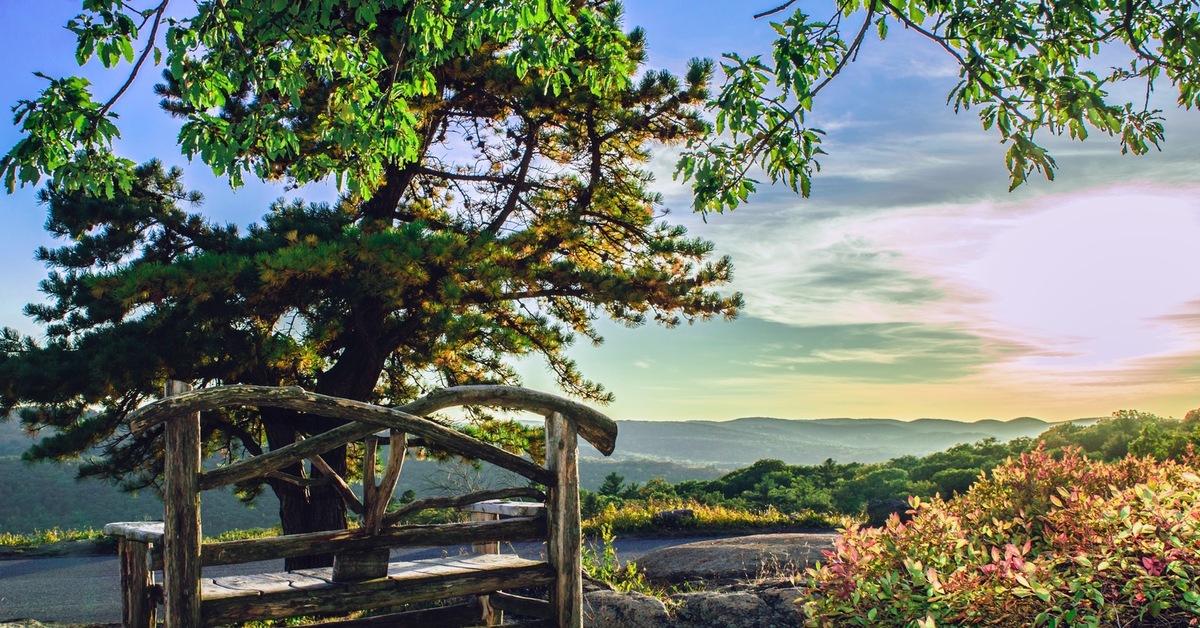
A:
109;383;607;628
392;554;528;574
104;521;164;544
331;547;391;582
172;389;555;489
105;523;165;570
127;383;616;455
199;555;554;626
470;511;500;556
163;380;201;628
409;385;618;455
365;430;406;533
117;537;158;628
546;412;583;628
382;486;546;527
200;516;546;566
201;421;374;490
307;450;365;515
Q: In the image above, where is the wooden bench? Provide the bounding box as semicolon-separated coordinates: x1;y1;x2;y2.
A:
104;383;616;627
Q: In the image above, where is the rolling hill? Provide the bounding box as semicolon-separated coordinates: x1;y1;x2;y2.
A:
0;413;1084;534
579;415;1081;466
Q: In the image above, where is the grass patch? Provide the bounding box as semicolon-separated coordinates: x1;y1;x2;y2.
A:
0;527;106;547
583;499;851;536
205;525;283;543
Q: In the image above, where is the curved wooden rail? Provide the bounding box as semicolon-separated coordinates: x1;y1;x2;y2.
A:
128;384;617;455
115;383;606;627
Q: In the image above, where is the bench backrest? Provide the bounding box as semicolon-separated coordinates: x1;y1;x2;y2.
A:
125;382;615;627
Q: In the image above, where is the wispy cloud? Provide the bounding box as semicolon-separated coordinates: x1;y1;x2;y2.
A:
701;183;1200;386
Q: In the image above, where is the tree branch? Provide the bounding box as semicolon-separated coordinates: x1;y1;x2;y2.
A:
486;120;542;234
878;0;1033;126
96;0;170;122
723;4;878;191
754;1;798;19
414;165;546;190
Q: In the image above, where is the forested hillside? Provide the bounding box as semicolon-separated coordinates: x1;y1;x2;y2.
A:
0;410;1156;536
581;415;1082;465
0;457;279;535
0;413;728;535
582;409;1200;526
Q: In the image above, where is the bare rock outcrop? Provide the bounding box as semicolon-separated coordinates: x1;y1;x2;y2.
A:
673;589;787;628
635;533;837;585
579;532;836;626
584;589;672;627
583;584;807;628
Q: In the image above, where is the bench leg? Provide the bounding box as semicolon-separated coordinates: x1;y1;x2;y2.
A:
478;595;499;626
118;537;158;628
470;511;503;626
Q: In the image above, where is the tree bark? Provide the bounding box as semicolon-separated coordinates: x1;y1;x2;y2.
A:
260;166;413;569
264;413;351;570
265;301;393;570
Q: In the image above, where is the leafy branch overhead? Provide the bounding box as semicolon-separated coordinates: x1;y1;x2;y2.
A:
678;0;1198;212
0;0;741;554
3;0;640;198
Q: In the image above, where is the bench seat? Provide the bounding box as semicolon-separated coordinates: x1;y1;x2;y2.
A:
200;553;555;625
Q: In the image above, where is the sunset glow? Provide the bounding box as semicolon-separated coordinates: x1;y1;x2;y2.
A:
2;2;1199;424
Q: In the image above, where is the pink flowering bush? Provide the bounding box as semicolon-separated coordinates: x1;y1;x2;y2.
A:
803;447;1200;627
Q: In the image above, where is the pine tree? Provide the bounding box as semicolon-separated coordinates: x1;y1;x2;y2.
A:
0;0;740;567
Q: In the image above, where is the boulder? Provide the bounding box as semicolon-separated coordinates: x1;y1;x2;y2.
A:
636;533;837;584
672;590;785;628
584;589;672;627
756;583;808;625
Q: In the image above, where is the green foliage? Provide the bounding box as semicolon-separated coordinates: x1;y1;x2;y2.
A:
599;471;626;496
4;0;643;197
204;526;283;543
0;1;741;537
679;0;1196;212
0;526;105;548
0;456;279;535
582;521;655;594
803;447;1200;626
580;411;1200;537
582;499;847;536
1040;409;1200;462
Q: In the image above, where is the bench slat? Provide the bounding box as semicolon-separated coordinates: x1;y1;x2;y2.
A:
200;515;545;566
200;554;554;626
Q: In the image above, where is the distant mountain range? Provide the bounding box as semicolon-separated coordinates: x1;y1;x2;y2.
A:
580;416;1096;466
2;413;1094;468
0;414;1096;534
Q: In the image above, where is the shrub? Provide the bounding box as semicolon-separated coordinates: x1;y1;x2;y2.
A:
582;522;654;594
803;446;1200;627
0;527;105;547
583;500;847;536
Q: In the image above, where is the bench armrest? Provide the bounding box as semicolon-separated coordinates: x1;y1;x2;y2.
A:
104;522;165;544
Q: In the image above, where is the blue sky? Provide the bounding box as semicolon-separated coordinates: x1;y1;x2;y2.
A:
2;1;1199;422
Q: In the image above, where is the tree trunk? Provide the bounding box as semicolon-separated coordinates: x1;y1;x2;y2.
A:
264;415;351;571
265;305;395;570
263;173;405;568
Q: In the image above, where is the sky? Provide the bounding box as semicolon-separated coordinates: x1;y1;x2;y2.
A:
1;1;1199;423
